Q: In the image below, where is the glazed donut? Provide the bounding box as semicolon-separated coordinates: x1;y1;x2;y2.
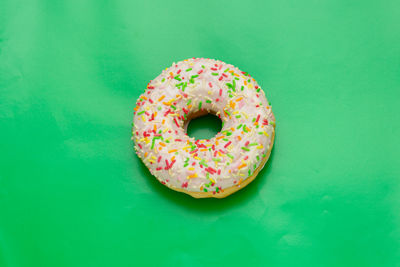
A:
132;58;275;198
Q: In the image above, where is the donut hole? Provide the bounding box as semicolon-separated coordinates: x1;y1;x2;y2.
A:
185;113;222;140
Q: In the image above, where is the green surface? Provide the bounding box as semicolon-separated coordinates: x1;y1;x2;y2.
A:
1;0;400;266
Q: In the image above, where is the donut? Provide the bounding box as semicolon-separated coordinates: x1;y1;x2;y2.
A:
132;58;275;198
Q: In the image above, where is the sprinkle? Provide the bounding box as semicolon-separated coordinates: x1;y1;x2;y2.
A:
158;95;165;102
211;73;219;76
187;173;198;179
238;163;247;169
168;149;177;153
224;141;232;148
241;147;250;151
186;68;192;72
198;101;202;110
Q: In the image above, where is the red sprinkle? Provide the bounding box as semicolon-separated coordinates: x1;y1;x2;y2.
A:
197;69;203;74
256;114;260;123
219;89;222;96
218;76;223;81
224;141;232;148
177;69;181;74
148;86;154;89
245;141;250;146
208;82;213;88
174;118;179;127
138;144;143;149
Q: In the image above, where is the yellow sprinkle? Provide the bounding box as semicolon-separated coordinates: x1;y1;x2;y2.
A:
188;167;195;171
208;91;212;95
263;131;269;136
141;115;145;122
210;178;215;183
151;156;157;160
257;145;264;149
149;160;155;164
194;157;201;160
163;127;169;133
182;145;191;150
248;83;253;89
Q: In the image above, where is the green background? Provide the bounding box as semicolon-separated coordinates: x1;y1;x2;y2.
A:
1;0;400;266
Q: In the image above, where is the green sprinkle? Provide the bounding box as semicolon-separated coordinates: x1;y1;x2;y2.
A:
224;68;230;72
242;147;250;151
226;83;233;89
184;163;189;167
206;100;212;104
200;160;208;167
237;124;243;129
232;80;236;91
157;106;162;111
241;86;244;91
174;75;181;81
201;65;205;69
182;82;187;91
225;110;231;116
234;77;239;80
229;94;233;98
186;68;192;72
243;125;248;133
175;82;183;87
191;74;199;78
249;143;258;146
170;105;176;110
227;154;234;159
211;72;219;76
137;111;145;115
198;101;202;110
254;164;257;170
256;155;260;161
165;140;170;143
216;187;219;193
222;138;229;141
258;131;264;135
213;158;221;162
248;169;251;176
189;78;195;84
236;115;241;118
187;99;192;105
162;78;165;82
257;88;261;93
203;188;208;192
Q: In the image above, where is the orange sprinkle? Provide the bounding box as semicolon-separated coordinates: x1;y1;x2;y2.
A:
162;119;165;125
158;147;162;151
216;135;225;140
159;142;166;147
216;140;219;146
237;136;242;141
187;104;192;109
144;152;148;158
153;125;157;131
141;96;148;100
163;102;170;106
244;80;247;85
200;148;208;152
134;106;139;111
158;95;165;102
236;97;243;102
187;173;198;179
229;101;236;109
230;127;235;132
171;156;175;161
168;149;177;153
238;163;247;169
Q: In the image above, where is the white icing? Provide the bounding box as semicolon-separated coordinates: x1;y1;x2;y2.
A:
132;58;275;195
